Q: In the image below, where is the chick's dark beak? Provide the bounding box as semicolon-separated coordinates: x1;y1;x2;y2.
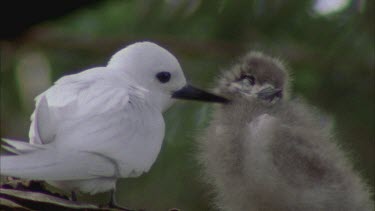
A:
172;85;229;103
257;87;283;101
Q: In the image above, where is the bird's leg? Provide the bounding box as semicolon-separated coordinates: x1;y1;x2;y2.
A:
107;189;135;211
71;191;77;201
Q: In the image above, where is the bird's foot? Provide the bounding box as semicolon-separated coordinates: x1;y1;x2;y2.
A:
101;203;136;211
71;191;77;201
103;189;146;211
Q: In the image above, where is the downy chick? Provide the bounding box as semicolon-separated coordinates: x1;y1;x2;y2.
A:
197;52;373;211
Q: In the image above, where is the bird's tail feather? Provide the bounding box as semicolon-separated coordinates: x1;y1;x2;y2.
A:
0;147;115;181
1;138;45;154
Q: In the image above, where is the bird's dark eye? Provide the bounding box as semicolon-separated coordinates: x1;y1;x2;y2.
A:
156;72;171;83
239;74;255;85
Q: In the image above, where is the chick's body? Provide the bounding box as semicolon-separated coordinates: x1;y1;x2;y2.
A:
198;52;372;211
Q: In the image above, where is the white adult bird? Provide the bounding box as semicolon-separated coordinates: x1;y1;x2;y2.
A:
0;41;228;208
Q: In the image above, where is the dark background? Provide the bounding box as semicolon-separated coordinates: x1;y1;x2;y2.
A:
1;0;373;210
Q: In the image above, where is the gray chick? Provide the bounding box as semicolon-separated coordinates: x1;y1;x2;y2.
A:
197;52;373;211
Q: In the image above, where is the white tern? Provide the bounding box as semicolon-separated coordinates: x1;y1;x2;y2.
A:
0;41;228;208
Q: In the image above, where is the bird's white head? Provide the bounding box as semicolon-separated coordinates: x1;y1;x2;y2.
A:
108;42;228;111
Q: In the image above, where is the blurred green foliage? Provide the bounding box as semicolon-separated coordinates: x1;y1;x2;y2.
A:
1;0;374;210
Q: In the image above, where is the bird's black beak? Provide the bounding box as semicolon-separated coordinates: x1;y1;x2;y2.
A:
257;87;283;101
172;85;229;103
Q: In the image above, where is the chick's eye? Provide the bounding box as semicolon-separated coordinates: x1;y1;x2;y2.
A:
239;74;255;85
156;72;171;83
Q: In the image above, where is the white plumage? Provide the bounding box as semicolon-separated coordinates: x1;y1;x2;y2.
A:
0;41;227;206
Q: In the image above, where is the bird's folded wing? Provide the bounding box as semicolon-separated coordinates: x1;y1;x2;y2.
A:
246;115;330;186
26;67;162;176
29;67;133;145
